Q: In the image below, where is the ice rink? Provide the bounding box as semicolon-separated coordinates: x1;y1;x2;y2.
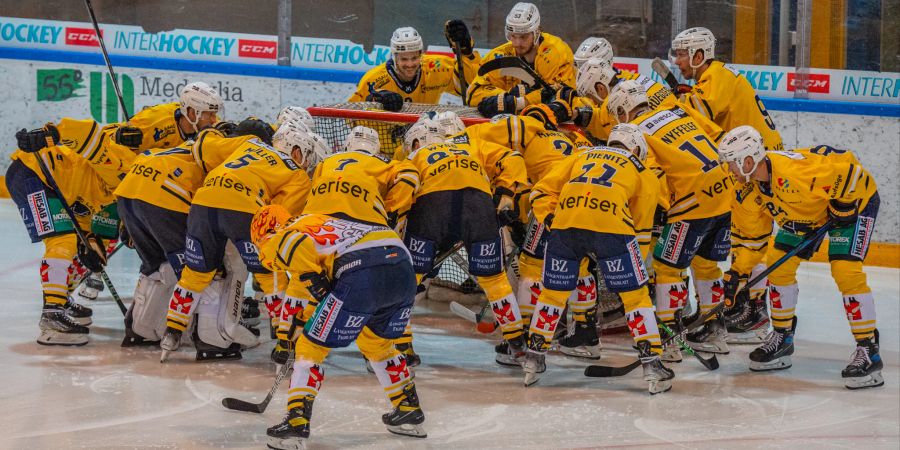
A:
0;198;897;449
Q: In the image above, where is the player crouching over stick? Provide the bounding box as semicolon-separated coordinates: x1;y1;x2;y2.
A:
251;205;426;450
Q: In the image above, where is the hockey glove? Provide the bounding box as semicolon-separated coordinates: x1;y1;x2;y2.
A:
828;199;859;227
674;84;693;94
297;271;330;303
78;234;108;273
366;89;404;112
722;269;749;310
444;19;474;56
547;100;572;124
523;85;556;107
555;84;577;107
16;123;60;152
781;220;814;235
477;93;518;118
494;188;518;228
572;106;593;128
214;120;237;136
114;126;143;148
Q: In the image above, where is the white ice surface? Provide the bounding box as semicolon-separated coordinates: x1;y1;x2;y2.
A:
0;198;897;449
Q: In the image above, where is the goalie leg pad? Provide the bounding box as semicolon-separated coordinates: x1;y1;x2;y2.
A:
196;242;257;348
131;263;178;341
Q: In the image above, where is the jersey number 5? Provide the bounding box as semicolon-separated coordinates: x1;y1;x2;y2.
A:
224;154;259;169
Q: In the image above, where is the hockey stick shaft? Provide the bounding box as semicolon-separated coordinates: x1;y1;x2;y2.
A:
586;223;832;378
33;156;126;315
222;355;294;413
84;0;131;121
650;57;681;91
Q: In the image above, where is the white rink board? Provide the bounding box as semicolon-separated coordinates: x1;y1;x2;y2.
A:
0;199;897;449
0;57;897;243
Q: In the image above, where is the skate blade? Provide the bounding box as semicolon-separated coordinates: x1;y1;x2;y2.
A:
495;356;523;368
726;328;768;345
37;330;88;346
524;371;541;387
70;316;93;326
266;435;307;450
844;372;884;390
386;423;427;438
648;379;673;395
160;349;171;363
686;342;730;355
749;356;791;372
559;345;603;360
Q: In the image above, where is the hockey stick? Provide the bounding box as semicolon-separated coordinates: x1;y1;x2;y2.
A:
32;152;127;315
658;320;719;370
477;56;555;92
585;222;834;378
650;57;681;91
222;355;294;413
84;0;131;121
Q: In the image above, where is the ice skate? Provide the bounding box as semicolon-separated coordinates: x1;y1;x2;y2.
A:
686;316;729;354
77;273;104;301
64;299;93;326
194;329;241;361
749;317;795;372
383;383;426;438
558;321;602;359
522;351;546;386
726;293;769;344
159;327;182;362
396;343;420;367
638;341;674;394
267;397;312;450
495;335;526;367
843;330;884;390
37;305;89;346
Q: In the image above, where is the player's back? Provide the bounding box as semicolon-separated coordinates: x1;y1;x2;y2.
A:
193;138;308;214
469;115;576;183
407;140;492;197
126;102;186;151
115;146;204;214
306;151;397;226
633;105;733;221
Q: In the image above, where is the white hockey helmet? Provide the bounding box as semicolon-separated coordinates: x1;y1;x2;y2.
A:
179;81;224;133
391;27;424;61
344;126;381;154
606;79;649;124
272;123;312;163
276;106;315;132
670;27;716;69
505;2;541;41
574;37;614;67
576;57;617;103
608;123;649;162
434;111;465;136
718;125;765;182
404;117;443;153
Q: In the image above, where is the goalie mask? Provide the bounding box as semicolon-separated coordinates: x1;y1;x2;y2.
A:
179;81;224;134
250;204;292;249
574;37;614;68
344;126;381;154
718;125;765;183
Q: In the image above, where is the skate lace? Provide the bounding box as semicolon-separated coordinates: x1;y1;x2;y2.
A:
759;329;784;352
848;345;870;368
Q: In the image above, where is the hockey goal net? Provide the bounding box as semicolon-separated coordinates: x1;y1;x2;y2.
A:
307;103;624;328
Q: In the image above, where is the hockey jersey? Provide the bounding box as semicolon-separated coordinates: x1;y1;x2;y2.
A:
407;134;527;199
466;33;575;107
581;69;676;142
630;104;731;222
306;151;419;226
730;146;877;274
191;138;310;215
114;146;204;214
349;54;481;104
682;61;783;151
190;128;257;174
530;147;659;255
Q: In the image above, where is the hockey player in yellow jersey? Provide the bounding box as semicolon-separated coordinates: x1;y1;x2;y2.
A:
114;119;275;346
572;57;676;142
467;2;575;117
348;25;480;110
250;207;426;449
7;118;134;345
607;79;734;358
463;106;601;359
719;126;883;390
159;122;314;362
669;27;782;151
527;124;673;392
404;116;531;366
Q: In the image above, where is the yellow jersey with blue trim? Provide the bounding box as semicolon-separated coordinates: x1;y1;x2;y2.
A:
191;138;310;215
349;53;481;103
306;151;419;226
582;69;677;142
630;104;732;222
113;146;204;214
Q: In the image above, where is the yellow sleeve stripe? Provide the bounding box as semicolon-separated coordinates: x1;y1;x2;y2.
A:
396;178;417;190
846;165;863;195
83;126;106;162
732;231;771;242
667;203;700;220
277;231;306;267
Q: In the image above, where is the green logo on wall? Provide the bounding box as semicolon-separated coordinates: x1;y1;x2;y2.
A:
36;68;134;122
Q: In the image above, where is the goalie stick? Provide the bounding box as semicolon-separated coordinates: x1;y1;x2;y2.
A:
222;355;295;413
585;221;834;378
477;56;555;92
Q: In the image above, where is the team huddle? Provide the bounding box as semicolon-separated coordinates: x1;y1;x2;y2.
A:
8;2;884;449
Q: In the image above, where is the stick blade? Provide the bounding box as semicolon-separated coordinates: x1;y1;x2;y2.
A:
699;354;720;371
221;397;265;413
584;360;641;378
449;301;478;323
